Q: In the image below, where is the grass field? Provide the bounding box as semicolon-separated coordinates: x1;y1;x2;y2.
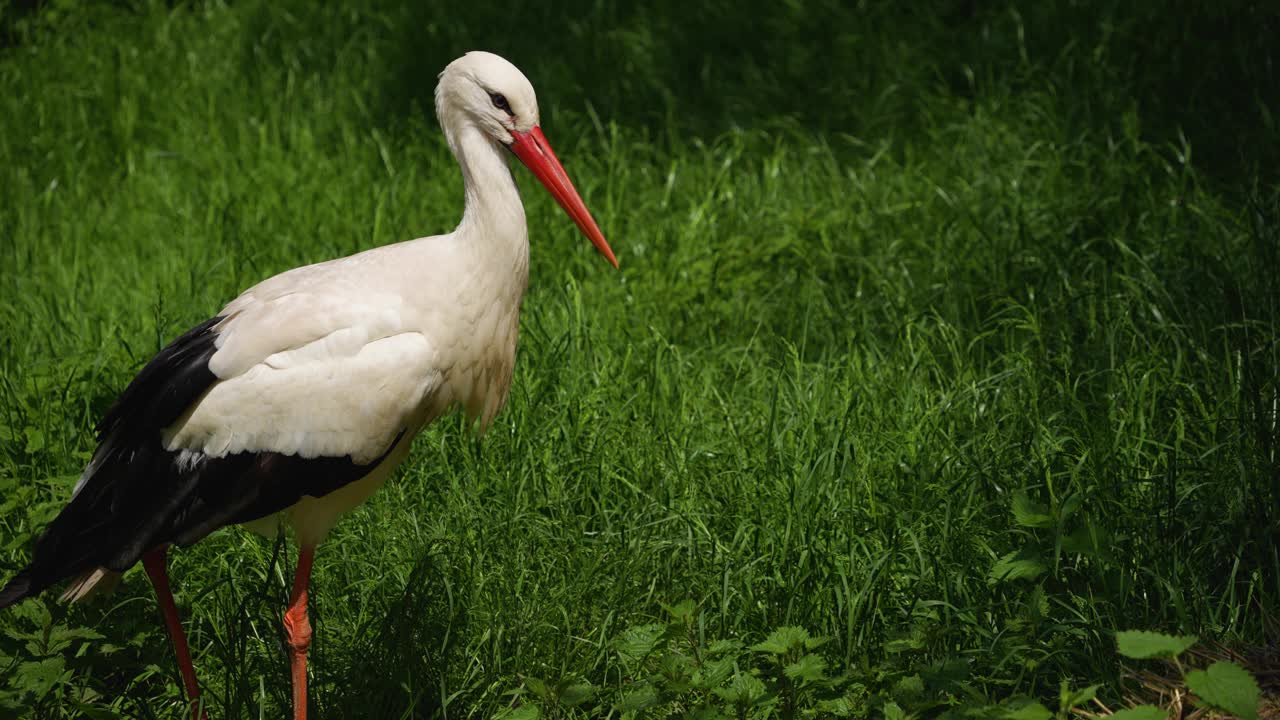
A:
1;1;1277;718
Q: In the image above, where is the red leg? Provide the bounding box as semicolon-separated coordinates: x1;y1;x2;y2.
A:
283;545;316;720
142;546;207;720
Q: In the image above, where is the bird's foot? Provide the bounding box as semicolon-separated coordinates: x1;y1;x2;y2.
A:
283;594;311;720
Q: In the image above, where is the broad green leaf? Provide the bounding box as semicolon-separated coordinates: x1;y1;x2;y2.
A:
659;649;696;687
883;701;908;720
695;657;736;688
558;681;594;707
663;599;697;623
751;626;810;655
885;636;925;654
817;696;857;717
497;705;541;720
1185;661;1260;720
783;653;827;685
45;624;105;655
1061;520;1113;561
0;690;29;712
988;550;1047;584
1107;706;1168;720
893;673;925;700
1000;700;1052;720
12;599;52;634
73;705;131;720
804;634;830;651
713;672;768;705
615;624;667;666
1061;682;1100;709
13;658;68;702
707;638;744;656
24;427;45;453
615;685;659;713
735;672;768;704
1115;630;1197;659
524;677;550;702
1011;492;1053;528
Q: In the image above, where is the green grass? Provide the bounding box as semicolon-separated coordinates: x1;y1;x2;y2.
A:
1;0;1277;717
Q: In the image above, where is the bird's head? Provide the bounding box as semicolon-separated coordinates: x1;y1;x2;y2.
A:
436;51;539;143
436;51;617;267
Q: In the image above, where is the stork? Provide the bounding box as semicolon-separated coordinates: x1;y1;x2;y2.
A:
0;51;616;720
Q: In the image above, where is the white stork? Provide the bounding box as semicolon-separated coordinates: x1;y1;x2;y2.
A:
0;51;616;720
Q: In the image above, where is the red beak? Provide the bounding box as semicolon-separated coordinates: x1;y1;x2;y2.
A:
508;127;618;268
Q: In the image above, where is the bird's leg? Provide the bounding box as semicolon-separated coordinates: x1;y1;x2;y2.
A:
142;546;207;720
283;545;316;720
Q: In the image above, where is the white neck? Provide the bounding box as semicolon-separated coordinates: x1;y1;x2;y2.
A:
448;123;528;267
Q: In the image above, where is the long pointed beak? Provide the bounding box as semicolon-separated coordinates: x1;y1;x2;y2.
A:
508;127;618;268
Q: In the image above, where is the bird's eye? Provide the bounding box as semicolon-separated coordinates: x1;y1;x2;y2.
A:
489;92;512;115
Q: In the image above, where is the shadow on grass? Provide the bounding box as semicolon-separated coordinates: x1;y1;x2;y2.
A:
9;0;1274;185
361;0;1279;188
316;550;465;718
41;538;465;717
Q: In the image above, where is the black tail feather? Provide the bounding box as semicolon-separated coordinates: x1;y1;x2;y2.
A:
0;571;36;610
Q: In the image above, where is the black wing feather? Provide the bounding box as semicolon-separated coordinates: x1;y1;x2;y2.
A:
0;317;404;609
97;316;224;442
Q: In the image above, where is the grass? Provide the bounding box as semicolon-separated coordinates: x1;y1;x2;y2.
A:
1;0;1277;717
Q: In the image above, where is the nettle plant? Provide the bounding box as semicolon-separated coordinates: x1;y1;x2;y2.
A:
988;490;1115;587
497;608;1264;720
1111;630;1262;720
500;601;1029;719
500;601;855;720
